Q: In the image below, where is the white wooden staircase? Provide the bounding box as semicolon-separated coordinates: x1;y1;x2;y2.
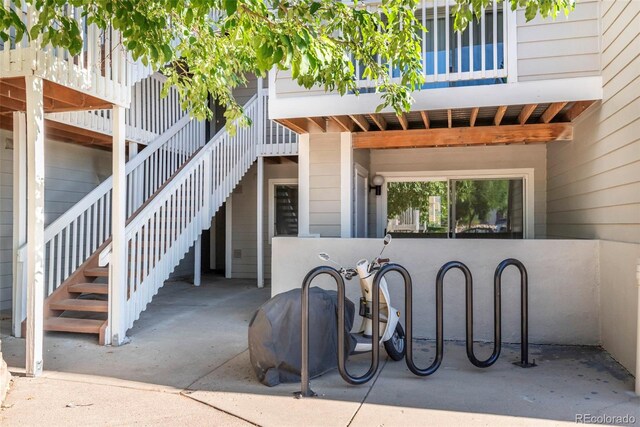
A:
16;91;297;344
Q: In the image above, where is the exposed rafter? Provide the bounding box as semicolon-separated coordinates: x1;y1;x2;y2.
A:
518;104;538;125
349;114;371;132
278;118;308;134
565;101;595;121
398;113;408;130
540;102;568;123
469;107;479;127
307;117;326;132
330;115;355;132
369;113;387;131
420;111;430;129
494;106;507;126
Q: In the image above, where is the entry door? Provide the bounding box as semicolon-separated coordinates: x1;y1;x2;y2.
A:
353;165;368;238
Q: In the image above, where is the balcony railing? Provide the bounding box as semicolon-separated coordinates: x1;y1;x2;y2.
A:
1;2;153;102
353;0;509;90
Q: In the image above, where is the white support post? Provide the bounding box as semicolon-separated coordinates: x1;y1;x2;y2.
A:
24;76;45;377
506;5;518;83
12;112;27;338
340;132;353;238
193;237;201;286
210;217;216;270
257;156;264;288
297;134;310;237
109;106;128;346
225;196;233;279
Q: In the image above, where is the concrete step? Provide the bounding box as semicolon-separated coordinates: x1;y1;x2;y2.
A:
50;299;108;313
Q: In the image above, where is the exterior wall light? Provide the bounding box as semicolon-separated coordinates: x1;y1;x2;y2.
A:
370;174;384;196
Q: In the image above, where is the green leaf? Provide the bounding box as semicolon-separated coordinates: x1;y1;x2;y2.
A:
224;0;238;16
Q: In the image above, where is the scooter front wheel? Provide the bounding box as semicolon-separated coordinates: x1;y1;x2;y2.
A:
383;323;406;361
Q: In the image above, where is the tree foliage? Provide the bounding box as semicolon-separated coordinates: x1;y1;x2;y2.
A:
1;0;575;123
387;181;448;226
454;179;508;229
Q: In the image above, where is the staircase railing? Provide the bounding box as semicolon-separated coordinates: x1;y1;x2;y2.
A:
103;95;261;332
258;89;299;156
46;73;185;145
16;116;205;307
1;2;153;102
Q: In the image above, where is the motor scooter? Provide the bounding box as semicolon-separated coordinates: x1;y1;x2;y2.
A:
318;234;406;361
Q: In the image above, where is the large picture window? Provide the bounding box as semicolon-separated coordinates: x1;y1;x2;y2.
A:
385;175;527;239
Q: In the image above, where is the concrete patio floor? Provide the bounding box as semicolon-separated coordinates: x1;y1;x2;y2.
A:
0;275;638;426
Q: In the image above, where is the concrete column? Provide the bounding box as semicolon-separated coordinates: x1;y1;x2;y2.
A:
24;75;45;377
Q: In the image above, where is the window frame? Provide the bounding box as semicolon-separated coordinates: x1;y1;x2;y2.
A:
378;168;535;239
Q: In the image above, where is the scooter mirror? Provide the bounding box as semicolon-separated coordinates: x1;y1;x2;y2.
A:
383;234;392;245
318;252;331;262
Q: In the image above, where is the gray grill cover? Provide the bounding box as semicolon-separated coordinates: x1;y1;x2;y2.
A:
248;287;356;387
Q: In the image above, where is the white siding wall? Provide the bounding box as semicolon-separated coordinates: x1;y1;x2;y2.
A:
230;161;298;279
369;145;548;238
546;0;640;243
309;133;342;237
0;130;112;311
516;0;601;81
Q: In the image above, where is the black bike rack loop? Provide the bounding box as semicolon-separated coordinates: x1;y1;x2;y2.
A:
436;259;534;369
372;263;443;377
296;265;381;398
296;258;534;397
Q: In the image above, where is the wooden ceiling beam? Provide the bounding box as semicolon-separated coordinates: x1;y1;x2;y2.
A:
397;113;408;130
330;115;355;132
349;114;371;132
564;100;595;121
494;106;507;126
469;107;479;127
518;104;538;125
278;118;309;134
369;113;387;131
352;123;573;149
540;102;568;123
420;111;430;129
307;117;326;133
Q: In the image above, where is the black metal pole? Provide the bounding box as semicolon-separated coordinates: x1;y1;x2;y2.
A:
337;268;380;385
296;266;346;398
372;263;445;377
494;258;535;368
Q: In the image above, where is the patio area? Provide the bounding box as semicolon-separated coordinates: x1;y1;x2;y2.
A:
0;275;638;426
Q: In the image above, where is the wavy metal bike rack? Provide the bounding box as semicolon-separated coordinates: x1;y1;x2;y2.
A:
296;258;534;397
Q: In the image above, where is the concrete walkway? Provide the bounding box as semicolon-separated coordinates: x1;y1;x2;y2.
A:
1;276;638;426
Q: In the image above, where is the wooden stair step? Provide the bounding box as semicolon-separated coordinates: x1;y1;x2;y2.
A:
84;267;109;277
45;317;105;334
68;283;108;295
50;299;108;313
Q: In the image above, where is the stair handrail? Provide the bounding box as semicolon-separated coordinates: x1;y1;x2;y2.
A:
101;95;261;334
16;116;204;308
